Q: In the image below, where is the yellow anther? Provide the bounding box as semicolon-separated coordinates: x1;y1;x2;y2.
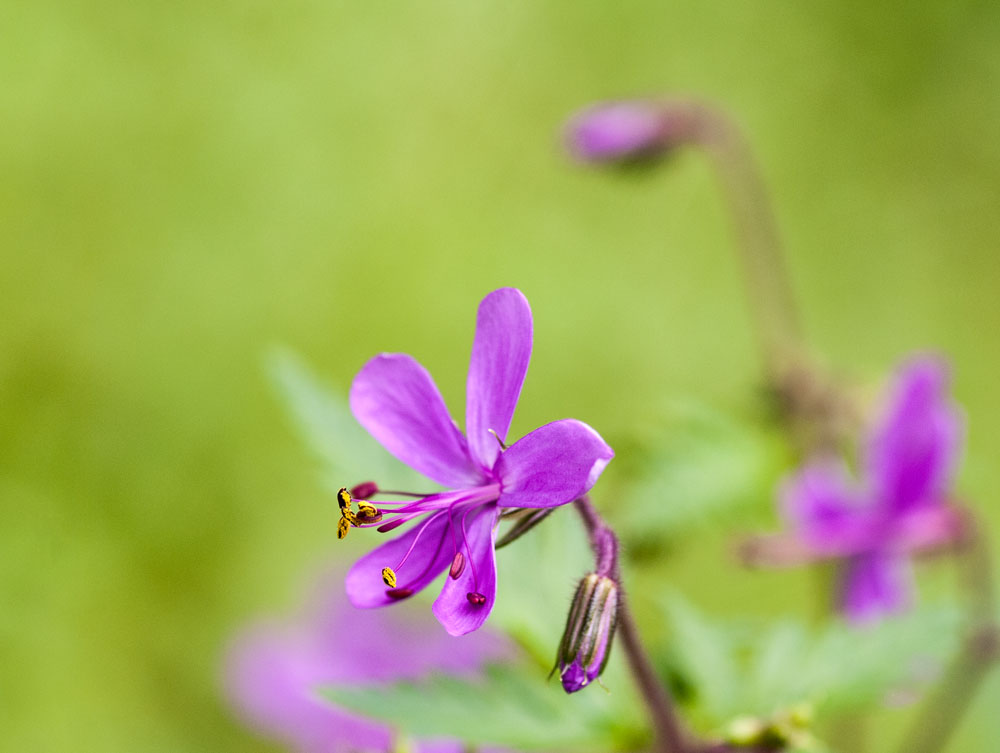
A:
382;567;397;588
337;516;350;540
357;501;378;516
355;504;383;525
337;487;352;511
341;509;359;526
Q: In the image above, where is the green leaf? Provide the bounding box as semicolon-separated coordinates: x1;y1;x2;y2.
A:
268;348;423;491
613;400;787;547
659;593;963;726
323;662;647;752
662;594;742;722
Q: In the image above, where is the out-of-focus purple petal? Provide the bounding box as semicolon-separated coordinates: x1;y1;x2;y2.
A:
494;419;614;508
865;355;963;515
346;512;454;608
225;568;513;753
465;288;533;470
433;503;500;636
565;101;670;162
780;461;876;557
350;354;486;488
840;550;914;623
892;504;968;554
226;624;392;753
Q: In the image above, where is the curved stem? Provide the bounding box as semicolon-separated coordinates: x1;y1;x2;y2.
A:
665;101;846;452
573;497;689;753
684;103;802;383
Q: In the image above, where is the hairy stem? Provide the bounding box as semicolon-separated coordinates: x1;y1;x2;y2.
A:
573;497;689;753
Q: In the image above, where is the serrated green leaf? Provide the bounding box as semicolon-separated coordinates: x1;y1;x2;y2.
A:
323;662;647;752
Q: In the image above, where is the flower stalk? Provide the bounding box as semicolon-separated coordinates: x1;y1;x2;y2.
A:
572;496;689;753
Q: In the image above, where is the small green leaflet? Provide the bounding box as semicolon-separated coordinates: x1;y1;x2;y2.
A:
323;663;647;752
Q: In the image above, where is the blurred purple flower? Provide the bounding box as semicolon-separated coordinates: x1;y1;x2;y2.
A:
225;569;512;753
780;355;965;622
564;100;691;164
345;287;614;636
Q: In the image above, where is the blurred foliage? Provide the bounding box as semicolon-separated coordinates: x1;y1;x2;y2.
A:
659;594;962;730
326;663;647;753
2;0;1000;751
611;399;789;555
270;349;424;493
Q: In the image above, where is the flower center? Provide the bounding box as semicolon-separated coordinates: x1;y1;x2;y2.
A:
336;482;500;606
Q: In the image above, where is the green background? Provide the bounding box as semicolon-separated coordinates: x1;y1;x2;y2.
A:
2;0;999;750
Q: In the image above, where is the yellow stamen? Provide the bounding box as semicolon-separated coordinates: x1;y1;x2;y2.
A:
337;487;352;511
382;567;397;587
341;509;359;526
337;516;350;540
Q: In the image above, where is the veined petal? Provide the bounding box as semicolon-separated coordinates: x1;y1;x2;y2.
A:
350;353;486;488
864;355;963;515
433;503;500;636
494;419;613;509
780;461;875;557
346;512;453;608
839;550;913;623
465;288;533;470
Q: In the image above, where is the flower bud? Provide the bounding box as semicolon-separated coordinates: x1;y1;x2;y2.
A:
565;101;694;165
349;481;379;500
555;573;618;693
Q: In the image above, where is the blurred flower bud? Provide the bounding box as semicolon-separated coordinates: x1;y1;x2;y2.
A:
554;573;618;693
565;101;694;164
349;481;379;500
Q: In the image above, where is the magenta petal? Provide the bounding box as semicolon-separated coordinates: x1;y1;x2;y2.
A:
839;550;913;623
780;461;875;557
433;503;500;636
346;511;454;608
494;419;614;508
465;288;533;470
350;353;486;488
865;355;963;515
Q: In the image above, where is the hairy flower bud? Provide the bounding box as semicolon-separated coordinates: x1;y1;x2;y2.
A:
555;573;618;693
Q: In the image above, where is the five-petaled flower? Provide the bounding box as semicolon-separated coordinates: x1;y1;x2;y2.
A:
343;288;614;635
778;355;966;622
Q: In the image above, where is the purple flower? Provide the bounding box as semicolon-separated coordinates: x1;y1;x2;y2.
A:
224;568;511;753
565;100;693;164
780;356;965;622
344;288;614;635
